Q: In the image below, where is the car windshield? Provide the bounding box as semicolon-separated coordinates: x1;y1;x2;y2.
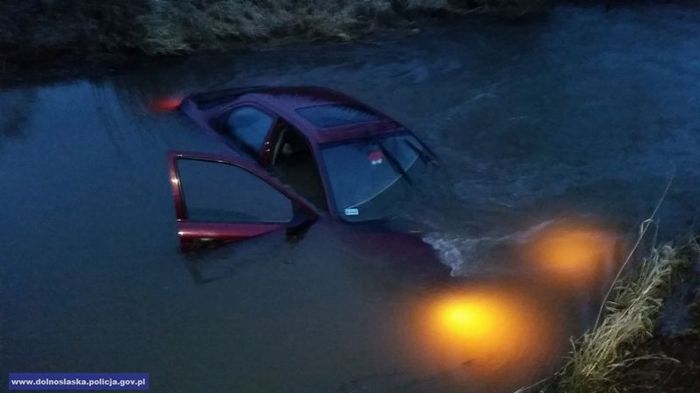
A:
321;132;432;222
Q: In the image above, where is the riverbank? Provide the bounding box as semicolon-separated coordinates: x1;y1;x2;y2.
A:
0;0;553;87
540;241;700;393
615;329;700;393
612;256;700;393
5;1;699;88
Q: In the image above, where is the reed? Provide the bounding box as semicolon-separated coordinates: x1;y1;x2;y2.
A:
544;244;686;393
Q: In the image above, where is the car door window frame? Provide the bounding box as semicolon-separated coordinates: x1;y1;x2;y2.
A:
168;151;319;251
176;159;295;224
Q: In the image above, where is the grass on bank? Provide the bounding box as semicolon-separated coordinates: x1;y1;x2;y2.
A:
536;241;691;393
0;0;551;57
552;244;686;393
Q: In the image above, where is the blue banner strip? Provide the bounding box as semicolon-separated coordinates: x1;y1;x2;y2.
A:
9;373;149;391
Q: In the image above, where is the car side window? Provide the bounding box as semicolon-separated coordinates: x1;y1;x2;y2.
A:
177;158;293;223
225;106;273;153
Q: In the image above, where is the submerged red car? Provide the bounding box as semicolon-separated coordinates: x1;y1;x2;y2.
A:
169;86;436;250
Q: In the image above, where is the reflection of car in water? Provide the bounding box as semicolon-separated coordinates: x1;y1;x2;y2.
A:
169;86;436;251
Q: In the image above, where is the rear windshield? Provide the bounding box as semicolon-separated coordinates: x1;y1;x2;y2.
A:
296;104;381;128
321;133;432;222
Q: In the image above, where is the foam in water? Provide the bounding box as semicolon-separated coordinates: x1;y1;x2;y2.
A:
422;220;568;275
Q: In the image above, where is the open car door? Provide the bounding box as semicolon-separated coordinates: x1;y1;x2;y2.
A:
168;151;319;251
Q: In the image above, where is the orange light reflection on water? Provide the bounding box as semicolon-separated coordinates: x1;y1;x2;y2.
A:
404;219;622;391
523;222;621;285
413;285;563;389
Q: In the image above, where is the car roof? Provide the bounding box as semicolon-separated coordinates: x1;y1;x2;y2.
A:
192;86;404;144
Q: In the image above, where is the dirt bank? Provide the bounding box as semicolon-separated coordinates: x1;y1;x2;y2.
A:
615;330;700;393
613;257;700;393
542;243;700;393
0;0;549;86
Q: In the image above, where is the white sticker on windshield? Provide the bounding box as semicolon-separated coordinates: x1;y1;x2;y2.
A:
344;208;359;216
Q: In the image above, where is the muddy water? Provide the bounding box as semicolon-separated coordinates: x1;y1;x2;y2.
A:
2;4;700;393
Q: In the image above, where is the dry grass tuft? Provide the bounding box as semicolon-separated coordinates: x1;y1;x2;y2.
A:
546;244;686;393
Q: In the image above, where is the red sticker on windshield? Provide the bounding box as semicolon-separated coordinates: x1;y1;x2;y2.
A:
368;150;384;165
